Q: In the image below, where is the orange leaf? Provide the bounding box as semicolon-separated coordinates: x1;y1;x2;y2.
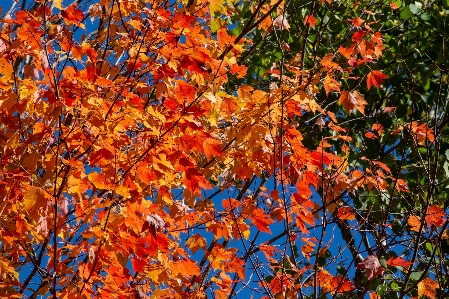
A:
259;244;280;263
186;234;207;254
338;46;354;59
390;3;399;9
176;80;196;104
336;206;356;220
351;17;364;27
425;205;445;228
339;90;367;115
220;97;238;116
367;70;388;89
304;15;316;28
331;276;355;293
252;208;274;233
418;278;439;299
182;168;212;195
229;64;247;78
217;28;234;48
203;138;223;160
408;215;422;232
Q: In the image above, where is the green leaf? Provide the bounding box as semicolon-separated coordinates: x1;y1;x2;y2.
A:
410;2;422;14
410;271;424;281
400;6;412;19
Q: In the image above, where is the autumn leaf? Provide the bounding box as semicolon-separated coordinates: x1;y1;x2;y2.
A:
336;206;356;220
273;14;290;31
408;215;422;232
390;3;399;9
351;17;364;27
259;244;280;263
22;186;45;211
252;208;274;233
367;70;388;89
386;256;412;268
338;45;354;59
410;121;435;145
304;15;316;28
425;205;445;228
61;4;85;28
339;90;367;115
220;97;238;116
203;138;223;160
145;214;165;237
418;278;439;299
357;255;384;281
186;234;207;254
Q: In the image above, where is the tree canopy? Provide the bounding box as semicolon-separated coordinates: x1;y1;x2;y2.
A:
0;0;448;298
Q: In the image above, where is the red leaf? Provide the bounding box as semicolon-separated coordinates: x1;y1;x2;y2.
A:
61;4;84;24
304;15;316;28
252;208;274;233
230;64;247;78
367;70;388;89
357;255;384;281
425;205;445;227
351;17;364;27
386;257;412;267
352;30;368;42
175;80;196;104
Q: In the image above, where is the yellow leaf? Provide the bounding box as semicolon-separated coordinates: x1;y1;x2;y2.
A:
22;186;44;211
186;234;207;254
54;0;63;9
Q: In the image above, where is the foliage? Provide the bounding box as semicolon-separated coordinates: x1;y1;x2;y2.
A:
0;0;448;298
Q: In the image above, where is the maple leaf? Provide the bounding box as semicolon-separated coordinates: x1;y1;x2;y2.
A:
259;244;280;263
408;215;422;232
410;121;435;145
229;63;247;78
425;205;445;228
357;255;384;281
252;208;274;233
304;15;316;28
22;186;45;211
390;3;399;9
336;206;356;220
61;4;85;28
418;278;439;299
338;45;354;59
273;14;290;31
351;17;364;27
331;276;355;294
220;97;238;116
395;178;409;193
145;214;165;237
386;257;412;268
339;90;367;115
367;70;388;89
203;138;223;160
186;234;207;254
217;28;234;48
